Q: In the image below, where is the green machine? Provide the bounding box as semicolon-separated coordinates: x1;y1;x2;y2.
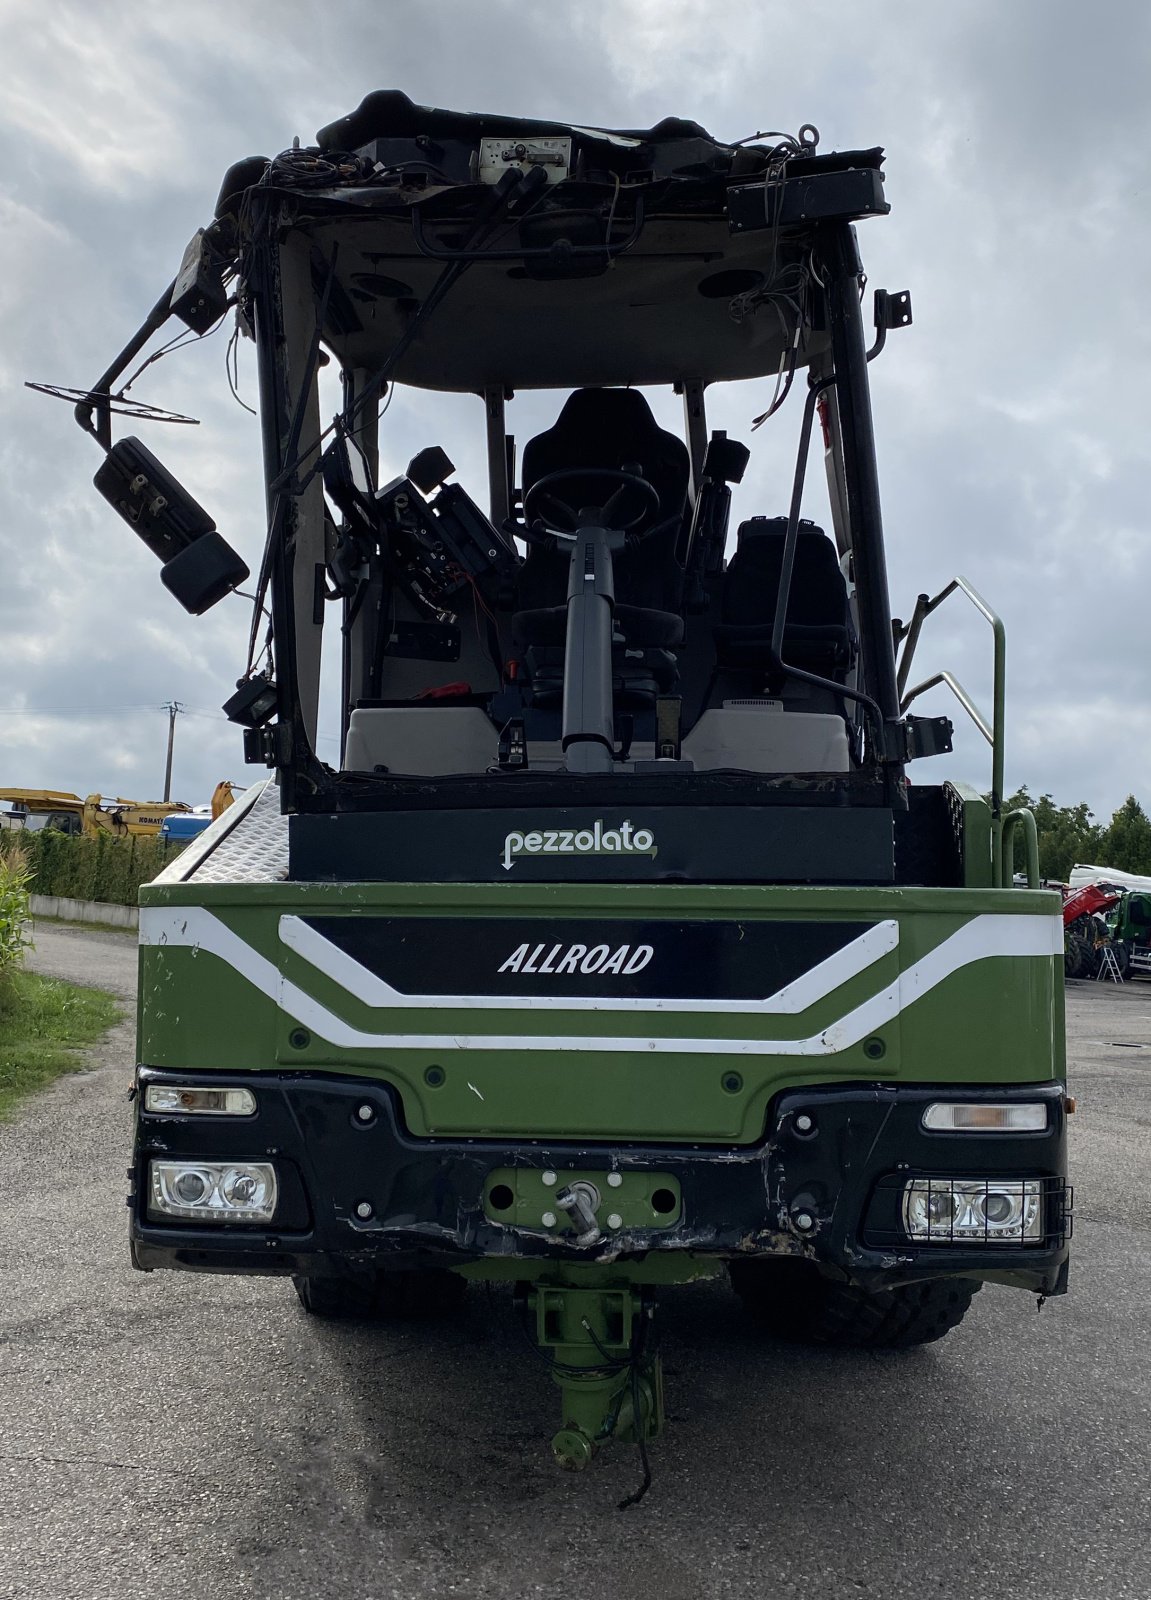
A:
68;95;1070;1478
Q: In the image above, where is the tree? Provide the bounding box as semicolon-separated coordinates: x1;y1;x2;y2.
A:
1002;787;1103;882
1098;796;1151;877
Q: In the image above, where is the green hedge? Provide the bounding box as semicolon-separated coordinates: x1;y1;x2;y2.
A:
0;830;183;907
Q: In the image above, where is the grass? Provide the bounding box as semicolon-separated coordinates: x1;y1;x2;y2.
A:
0;968;121;1119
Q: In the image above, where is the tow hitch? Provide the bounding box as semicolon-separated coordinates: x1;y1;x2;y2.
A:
527;1272;663;1470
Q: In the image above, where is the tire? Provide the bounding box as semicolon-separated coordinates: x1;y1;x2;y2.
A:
292;1272;378;1320
293;1268;466;1321
1065;932;1093;978
730;1259;980;1349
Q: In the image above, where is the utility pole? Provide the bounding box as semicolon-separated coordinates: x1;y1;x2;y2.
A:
162;702;183;801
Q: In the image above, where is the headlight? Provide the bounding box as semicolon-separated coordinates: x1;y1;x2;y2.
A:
149;1161;277;1223
144;1084;257;1116
922;1102;1047;1132
902;1178;1042;1243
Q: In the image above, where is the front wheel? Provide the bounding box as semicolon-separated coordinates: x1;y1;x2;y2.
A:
293;1268;466;1321
730;1259;980;1348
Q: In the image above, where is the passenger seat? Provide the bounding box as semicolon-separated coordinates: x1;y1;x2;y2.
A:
713;517;855;690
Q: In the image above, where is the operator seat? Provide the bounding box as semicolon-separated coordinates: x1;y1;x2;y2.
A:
513;388;690;706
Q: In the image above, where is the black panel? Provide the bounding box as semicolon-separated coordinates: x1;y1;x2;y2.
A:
303;915;872;1000
295;769;891;814
894;785;963;887
289;804;895;884
727;167;888;232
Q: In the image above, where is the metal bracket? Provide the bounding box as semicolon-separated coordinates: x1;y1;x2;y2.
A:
497;718;528;770
243;723;292;768
903;713;953;761
867;289;913;361
479;135;571;185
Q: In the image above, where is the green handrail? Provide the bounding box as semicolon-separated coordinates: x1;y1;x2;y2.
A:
1000;807;1039;888
896;575;1006;882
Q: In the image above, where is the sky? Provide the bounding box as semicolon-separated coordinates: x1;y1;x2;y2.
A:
1;0;1148;820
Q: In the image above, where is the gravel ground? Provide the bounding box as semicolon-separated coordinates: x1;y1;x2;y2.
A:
1;929;1148;1599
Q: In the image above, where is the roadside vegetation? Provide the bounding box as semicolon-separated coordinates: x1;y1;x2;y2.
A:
0;843;120;1118
0;829;177;906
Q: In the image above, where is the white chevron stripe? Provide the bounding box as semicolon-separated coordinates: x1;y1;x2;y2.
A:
277;914;900;1016
139;906;1060;1058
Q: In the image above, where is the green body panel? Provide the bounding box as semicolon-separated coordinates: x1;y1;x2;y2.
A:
946;781;995;889
483;1169;682;1233
138;879;1064;1145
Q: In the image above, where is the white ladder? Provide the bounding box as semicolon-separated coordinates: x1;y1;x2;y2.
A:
1096;944;1125;983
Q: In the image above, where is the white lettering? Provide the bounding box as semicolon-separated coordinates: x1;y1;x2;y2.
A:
500;820;658;869
623;944;654;974
498;943;528;973
581;944;610;973
496;939;658;978
555;943;586;973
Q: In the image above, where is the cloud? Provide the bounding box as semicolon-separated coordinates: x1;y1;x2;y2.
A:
0;0;1147;823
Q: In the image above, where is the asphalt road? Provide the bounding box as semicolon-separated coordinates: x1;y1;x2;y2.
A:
2;925;1149;1600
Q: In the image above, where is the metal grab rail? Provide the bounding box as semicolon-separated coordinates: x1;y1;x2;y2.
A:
896;575;1006;882
902;669;991;743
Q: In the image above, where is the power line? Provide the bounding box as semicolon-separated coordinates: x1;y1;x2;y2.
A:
0;700;342;746
0;704;169;715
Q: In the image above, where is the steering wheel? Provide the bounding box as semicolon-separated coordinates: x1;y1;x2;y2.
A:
523;467;661;537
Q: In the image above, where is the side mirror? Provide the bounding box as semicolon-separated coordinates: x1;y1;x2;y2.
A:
93;436;248;614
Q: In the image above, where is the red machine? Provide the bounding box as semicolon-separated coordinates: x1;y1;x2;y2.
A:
1062;883;1120;926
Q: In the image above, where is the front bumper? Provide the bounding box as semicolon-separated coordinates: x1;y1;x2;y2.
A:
130;1068;1071;1295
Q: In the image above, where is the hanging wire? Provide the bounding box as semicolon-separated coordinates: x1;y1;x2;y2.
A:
225;321;257;415
723;126;821;430
117;319;217;400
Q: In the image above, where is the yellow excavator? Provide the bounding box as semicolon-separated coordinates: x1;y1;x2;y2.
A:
210;781;240;819
0;790;192;839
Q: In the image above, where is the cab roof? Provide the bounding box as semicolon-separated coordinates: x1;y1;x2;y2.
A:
217;92;888;392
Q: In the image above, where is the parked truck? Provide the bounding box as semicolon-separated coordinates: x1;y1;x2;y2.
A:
66;95;1069;1476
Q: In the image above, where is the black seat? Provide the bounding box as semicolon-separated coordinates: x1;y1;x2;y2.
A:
512;389;690;710
714;517;854;686
515;387;689;633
